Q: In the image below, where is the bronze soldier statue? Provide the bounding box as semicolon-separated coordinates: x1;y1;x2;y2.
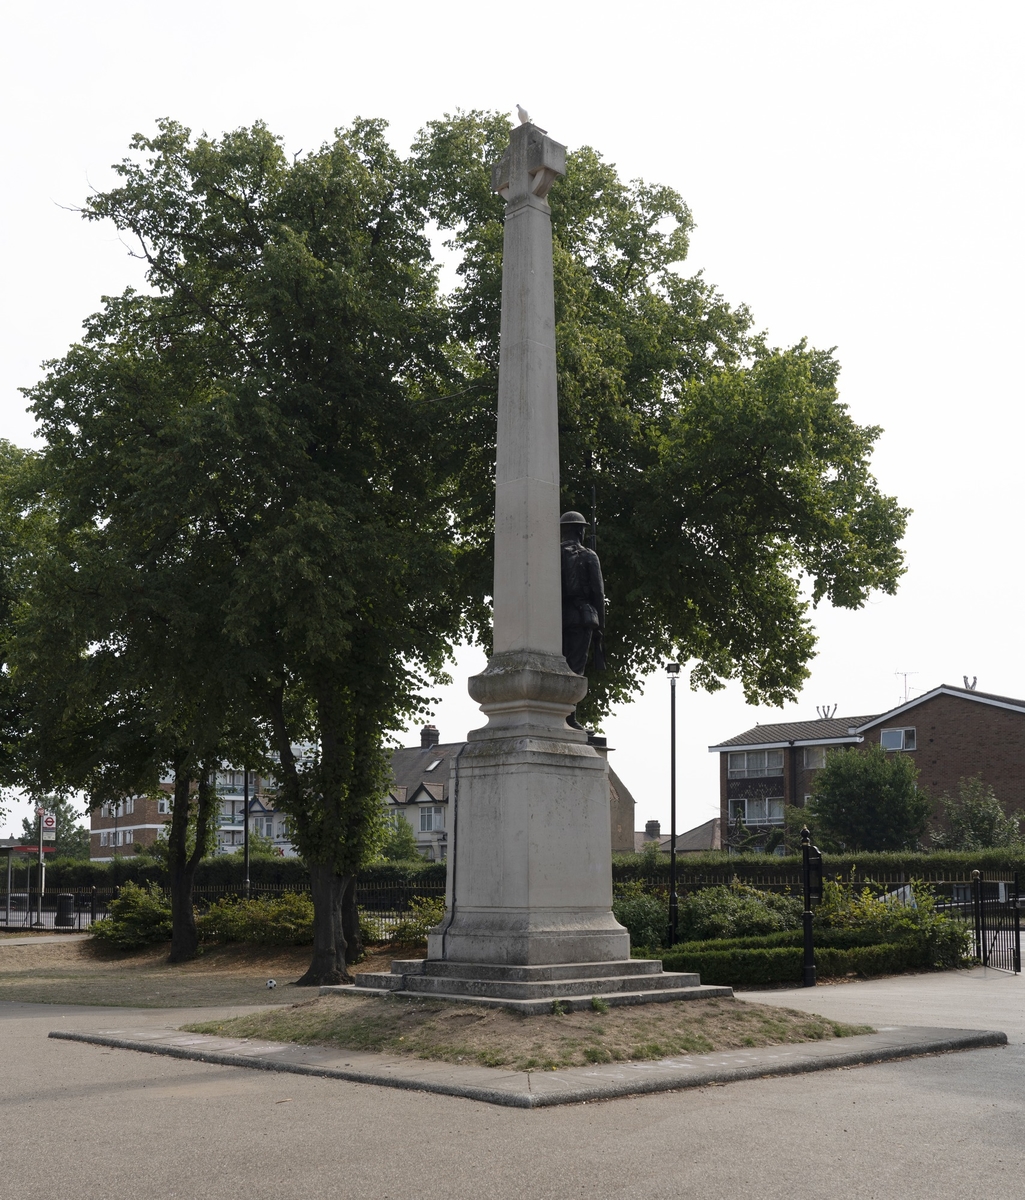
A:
560;510;606;696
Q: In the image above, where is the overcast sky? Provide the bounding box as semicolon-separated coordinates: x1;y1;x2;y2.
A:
2;1;1022;837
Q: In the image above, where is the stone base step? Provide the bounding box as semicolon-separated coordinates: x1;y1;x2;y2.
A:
322;982;733;1015
388;958;665;983
387;971;701;1000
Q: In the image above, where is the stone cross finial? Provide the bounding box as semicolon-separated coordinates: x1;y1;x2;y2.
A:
492;123;567;204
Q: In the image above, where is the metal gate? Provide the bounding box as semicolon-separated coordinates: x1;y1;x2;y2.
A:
972;871;1021;973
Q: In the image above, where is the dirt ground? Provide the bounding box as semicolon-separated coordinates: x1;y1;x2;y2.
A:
0;936;348;1007
186;990;870;1072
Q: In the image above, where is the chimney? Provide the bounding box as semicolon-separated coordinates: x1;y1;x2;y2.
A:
644;819;661;839
420;724;440;749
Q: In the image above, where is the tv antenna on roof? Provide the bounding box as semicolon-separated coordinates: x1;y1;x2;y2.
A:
963;675;977;691
895;670;918;704
816;704;837;719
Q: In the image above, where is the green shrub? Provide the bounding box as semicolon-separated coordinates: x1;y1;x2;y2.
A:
662;941;946;988
815;876;971;968
89;881;172;950
389;895;446;946
196;892;315;945
660;876;972;985
663;945;804;987
613;881;668;950
676;883;802;941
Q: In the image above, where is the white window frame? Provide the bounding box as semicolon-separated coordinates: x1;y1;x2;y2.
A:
728;796;785;826
420;805;444;833
157;797;170;814
803;746;827;770
880;727;916;751
727;750;784;779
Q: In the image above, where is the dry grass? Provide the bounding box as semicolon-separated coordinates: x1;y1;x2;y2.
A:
184;991;872;1071
0;937;325;1007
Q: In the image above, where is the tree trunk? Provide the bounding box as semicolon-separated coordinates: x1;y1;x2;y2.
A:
168;762;217;964
296;862;351;985
167;765;198;963
342;876;363;965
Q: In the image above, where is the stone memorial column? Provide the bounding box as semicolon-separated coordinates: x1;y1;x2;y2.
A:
427;122;629;967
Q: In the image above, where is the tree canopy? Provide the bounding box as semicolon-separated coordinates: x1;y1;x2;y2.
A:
8;111;908;976
932;777;1022;850
411;112;908;722
808;745;931;852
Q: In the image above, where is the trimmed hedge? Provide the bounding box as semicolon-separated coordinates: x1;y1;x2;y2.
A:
661;940;944;987
612;848;1025;884
45;856;447;890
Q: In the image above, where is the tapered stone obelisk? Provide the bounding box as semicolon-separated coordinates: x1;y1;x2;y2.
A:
425;121;630;967
342;121;729;1008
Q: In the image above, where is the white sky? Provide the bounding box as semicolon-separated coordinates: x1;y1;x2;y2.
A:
2;1;1022;838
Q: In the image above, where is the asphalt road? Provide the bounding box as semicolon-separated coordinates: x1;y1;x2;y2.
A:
2;969;1023;1200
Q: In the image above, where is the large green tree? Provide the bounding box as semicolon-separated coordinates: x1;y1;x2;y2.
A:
15;111;907;981
410;113;909;722
22;119;468;981
807;745;931;852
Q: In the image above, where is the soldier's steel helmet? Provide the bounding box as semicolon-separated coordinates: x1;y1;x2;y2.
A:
559;511;588;526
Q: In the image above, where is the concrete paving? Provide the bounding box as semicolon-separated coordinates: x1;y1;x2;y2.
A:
746;965;1025;1042
49;1022;1006;1107
3;969;1024;1199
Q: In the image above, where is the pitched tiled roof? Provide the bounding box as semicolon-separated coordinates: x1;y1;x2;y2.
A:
388;741;464;803
854;684;1025;729
709;716;879;751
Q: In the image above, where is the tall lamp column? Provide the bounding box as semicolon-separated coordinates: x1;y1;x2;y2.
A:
667;662;680;946
243;766;251;901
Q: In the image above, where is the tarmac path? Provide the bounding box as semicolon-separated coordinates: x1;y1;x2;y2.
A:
2;968;1022;1200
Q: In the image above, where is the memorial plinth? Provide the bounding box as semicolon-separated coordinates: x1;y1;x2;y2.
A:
336;120;728;1009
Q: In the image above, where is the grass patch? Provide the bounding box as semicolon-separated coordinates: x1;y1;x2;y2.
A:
183;992;872;1071
0;938;323;1007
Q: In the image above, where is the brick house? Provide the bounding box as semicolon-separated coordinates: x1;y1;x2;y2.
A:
708;713;878;847
852;684;1025;814
709;683;1025;846
90;768;295;861
386;725;637;861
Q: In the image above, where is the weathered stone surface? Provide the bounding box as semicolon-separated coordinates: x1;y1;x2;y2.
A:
426;122;629;981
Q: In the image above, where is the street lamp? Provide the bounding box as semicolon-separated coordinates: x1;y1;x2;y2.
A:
666;662;680;947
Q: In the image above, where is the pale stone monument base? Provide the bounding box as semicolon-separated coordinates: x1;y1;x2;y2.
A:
334;960;732;1015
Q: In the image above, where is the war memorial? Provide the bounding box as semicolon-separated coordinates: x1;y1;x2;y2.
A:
345;117;727;1012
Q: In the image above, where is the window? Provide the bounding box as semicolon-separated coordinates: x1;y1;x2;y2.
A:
100;831;109;847
803;746;827;770
727;750;784;779
880;727;916;751
424;759;443;773
157;797;170;815
263;818;273;837
729;797;785;825
420;805;444;832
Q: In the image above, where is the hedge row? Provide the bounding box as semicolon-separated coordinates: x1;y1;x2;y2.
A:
612;848;1025;884
40;856;447;889
661;940;940;987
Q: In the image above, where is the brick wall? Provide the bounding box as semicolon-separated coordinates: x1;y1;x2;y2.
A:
861;693;1025;817
90;793;167;859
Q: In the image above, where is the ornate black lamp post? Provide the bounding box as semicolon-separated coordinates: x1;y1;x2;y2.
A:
667;662;681;946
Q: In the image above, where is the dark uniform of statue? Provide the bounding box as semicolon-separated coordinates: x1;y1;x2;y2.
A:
560;511;606;677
